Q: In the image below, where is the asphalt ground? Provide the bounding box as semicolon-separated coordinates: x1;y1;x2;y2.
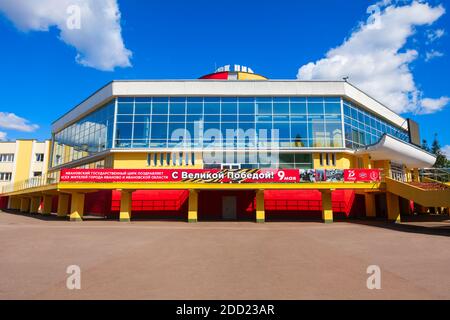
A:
0;211;449;300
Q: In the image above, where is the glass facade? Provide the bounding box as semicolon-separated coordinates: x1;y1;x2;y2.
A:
51;96;410;168
115;96;343;149
202;152;313;169
52;101;115;167
343;100;409;149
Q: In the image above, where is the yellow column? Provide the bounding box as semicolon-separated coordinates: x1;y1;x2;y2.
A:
365;193;376;218
321;190;333;224
30;197;41;214
20;197;30;213
9;197;21;210
188;190;198;223
413;168;420;182
383;160;391;179
42;195;53;215
119;190;133;222
70;193;85;222
256;189;265;223
362;154;372;169
386;192;401;223
57;193;70;217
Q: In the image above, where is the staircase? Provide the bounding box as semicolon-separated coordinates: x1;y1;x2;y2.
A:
420;168;450;184
408;182;449;191
385;177;450;208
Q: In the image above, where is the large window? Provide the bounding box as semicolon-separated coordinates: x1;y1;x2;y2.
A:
0;154;14;162
114;96;344;149
51;95;410;167
35;153;44;162
0;172;12;181
343;100;409;149
52;101;115;167
202;152;313;169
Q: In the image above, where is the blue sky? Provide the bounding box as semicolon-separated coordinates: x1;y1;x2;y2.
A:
0;0;448;153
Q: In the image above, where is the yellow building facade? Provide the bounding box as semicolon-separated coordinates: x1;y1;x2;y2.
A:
1;68;449;223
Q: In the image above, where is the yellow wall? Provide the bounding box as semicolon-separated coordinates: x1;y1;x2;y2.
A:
113;152;148;169
313;153;354;170
237;72;267;81
112;152;203;169
14;140;33;183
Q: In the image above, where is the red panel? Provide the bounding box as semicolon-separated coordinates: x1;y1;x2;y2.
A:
265;190;359;220
199;72;229;80
52;196;58;213
0;196;8;209
110;190;189;219
198;190;256;221
85;190;113;216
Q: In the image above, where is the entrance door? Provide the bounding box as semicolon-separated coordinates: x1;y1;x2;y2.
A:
222;196;237;220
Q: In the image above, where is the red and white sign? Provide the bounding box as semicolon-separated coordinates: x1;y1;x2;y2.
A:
60;168;381;183
60;169;301;184
343;169;381;182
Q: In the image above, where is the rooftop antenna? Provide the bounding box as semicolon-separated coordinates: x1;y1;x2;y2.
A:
343;76;349;82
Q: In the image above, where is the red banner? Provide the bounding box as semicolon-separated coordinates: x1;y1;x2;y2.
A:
343;169;381;182
60;169;301;184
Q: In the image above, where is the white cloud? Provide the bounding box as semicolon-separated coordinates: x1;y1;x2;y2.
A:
0;132;7;141
427;28;445;43
0;0;132;71
425;49;444;61
0;112;39;132
297;1;447;114
418;97;450;114
442;145;450;158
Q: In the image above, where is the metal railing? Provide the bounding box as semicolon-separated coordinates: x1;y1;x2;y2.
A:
419;168;450;183
1;173;58;194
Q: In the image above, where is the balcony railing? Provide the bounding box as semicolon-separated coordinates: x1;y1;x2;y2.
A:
419;168;450;183
1;173;58;194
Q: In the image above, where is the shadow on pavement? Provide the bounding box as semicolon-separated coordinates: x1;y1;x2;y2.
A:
343;216;450;237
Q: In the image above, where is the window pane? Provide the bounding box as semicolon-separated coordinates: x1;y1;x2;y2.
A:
170;103;186;114
291;123;308;141
308;103;324;115
273;123;290;139
117;115;133;122
151;123;167;140
133;123;150;140
116;123;132;140
239;103;254;114
134;103;151;114
222;103;237;114
169;115;185;122
204;103;220;114
273;103;289;114
256;103;272;114
309;122;326;147
291;103;307;114
117;103;134;114
324;103;341;114
152;103;169;114
134;115;150;122
187;103;203;114
325;123;343;147
152;115;168;122
187;114;203;122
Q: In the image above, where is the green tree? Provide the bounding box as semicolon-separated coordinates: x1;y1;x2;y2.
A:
431;134;448;168
421;139;430;152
